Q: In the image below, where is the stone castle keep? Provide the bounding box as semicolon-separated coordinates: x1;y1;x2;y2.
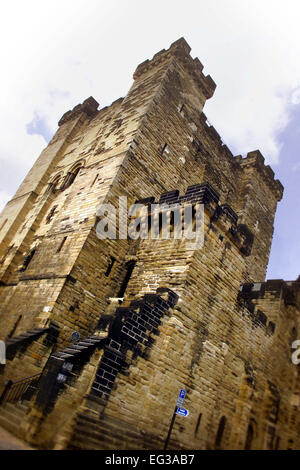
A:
0;37;300;450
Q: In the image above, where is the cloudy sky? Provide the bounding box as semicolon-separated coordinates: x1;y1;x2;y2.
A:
0;0;299;280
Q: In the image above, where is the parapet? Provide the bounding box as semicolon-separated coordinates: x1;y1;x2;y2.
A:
58;97;99;127
136;181;254;257
237;150;284;202
239;278;300;309
133;37;216;100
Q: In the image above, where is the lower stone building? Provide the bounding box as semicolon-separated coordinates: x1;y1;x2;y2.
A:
0;38;299;450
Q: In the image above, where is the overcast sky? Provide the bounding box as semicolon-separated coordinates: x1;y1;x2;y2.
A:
0;0;299;280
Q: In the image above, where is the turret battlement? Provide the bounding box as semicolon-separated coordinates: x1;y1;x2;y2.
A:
58;96;99;127
239;278;300;309
133;37;216;100
237;150;284;201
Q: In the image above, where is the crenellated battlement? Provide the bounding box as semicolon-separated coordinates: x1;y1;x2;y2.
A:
58;96;99;127
237;150;284;201
239;278;300;309
133;37;216;100
136;182;254;256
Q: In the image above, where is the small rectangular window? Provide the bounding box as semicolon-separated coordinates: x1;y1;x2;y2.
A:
57;236;67;253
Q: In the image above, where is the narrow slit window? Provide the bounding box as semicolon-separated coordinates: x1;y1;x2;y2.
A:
57;236;67;253
215;416;226;448
7;314;22;339
195;143;202;161
20;249;36;272
161;143;169;157
105;256;116;277
117;260;136;298
91;173;99;187
194;413;202;436
244;421;255;450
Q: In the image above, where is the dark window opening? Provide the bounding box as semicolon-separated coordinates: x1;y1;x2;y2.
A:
57;236;67;253
195;143;202;161
194;413;202;436
46;205;58;224
215;416;226;448
7;315;22;339
161;143;169;157
62;166;81;190
117;260;136;298
69;300;79;312
91;173;99;187
105;256;116;277
20;249;36;272
244;422;254;450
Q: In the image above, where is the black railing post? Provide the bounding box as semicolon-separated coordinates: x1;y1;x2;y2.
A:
164;405;178;450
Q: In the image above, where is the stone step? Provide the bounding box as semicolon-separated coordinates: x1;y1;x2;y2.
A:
0;414;22;436
4;401;28;413
0;405;25;424
0;400;29;437
3;399;29;411
75;414;143;441
70;425;120;450
75;413;165;449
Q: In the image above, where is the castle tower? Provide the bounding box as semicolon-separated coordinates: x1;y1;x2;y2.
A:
0;38;299;451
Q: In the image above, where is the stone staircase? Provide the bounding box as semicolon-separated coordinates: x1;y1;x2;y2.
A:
67;411;176;450
0;400;29;438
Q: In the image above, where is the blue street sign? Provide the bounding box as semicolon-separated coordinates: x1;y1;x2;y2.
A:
176;389;186;406
176;407;189;417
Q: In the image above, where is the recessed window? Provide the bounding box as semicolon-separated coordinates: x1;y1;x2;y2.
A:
91;173;99;187
161;143;169;158
194;413;202;436
61;165;82;191
57;236;67;253
117;260;136;298
20;249;36;272
105;256;116;277
215;416;226;448
179;103;185;115
46;205;58;224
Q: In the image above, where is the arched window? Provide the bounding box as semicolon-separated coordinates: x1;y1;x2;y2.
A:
215;416;226;448
61;164;82;191
46;174;62;194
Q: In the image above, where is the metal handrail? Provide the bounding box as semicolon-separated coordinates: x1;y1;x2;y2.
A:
0;372;41;405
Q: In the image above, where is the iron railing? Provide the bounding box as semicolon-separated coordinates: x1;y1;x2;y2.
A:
0;373;41;405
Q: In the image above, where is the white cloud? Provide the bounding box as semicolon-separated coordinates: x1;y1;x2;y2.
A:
1;0;300;211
